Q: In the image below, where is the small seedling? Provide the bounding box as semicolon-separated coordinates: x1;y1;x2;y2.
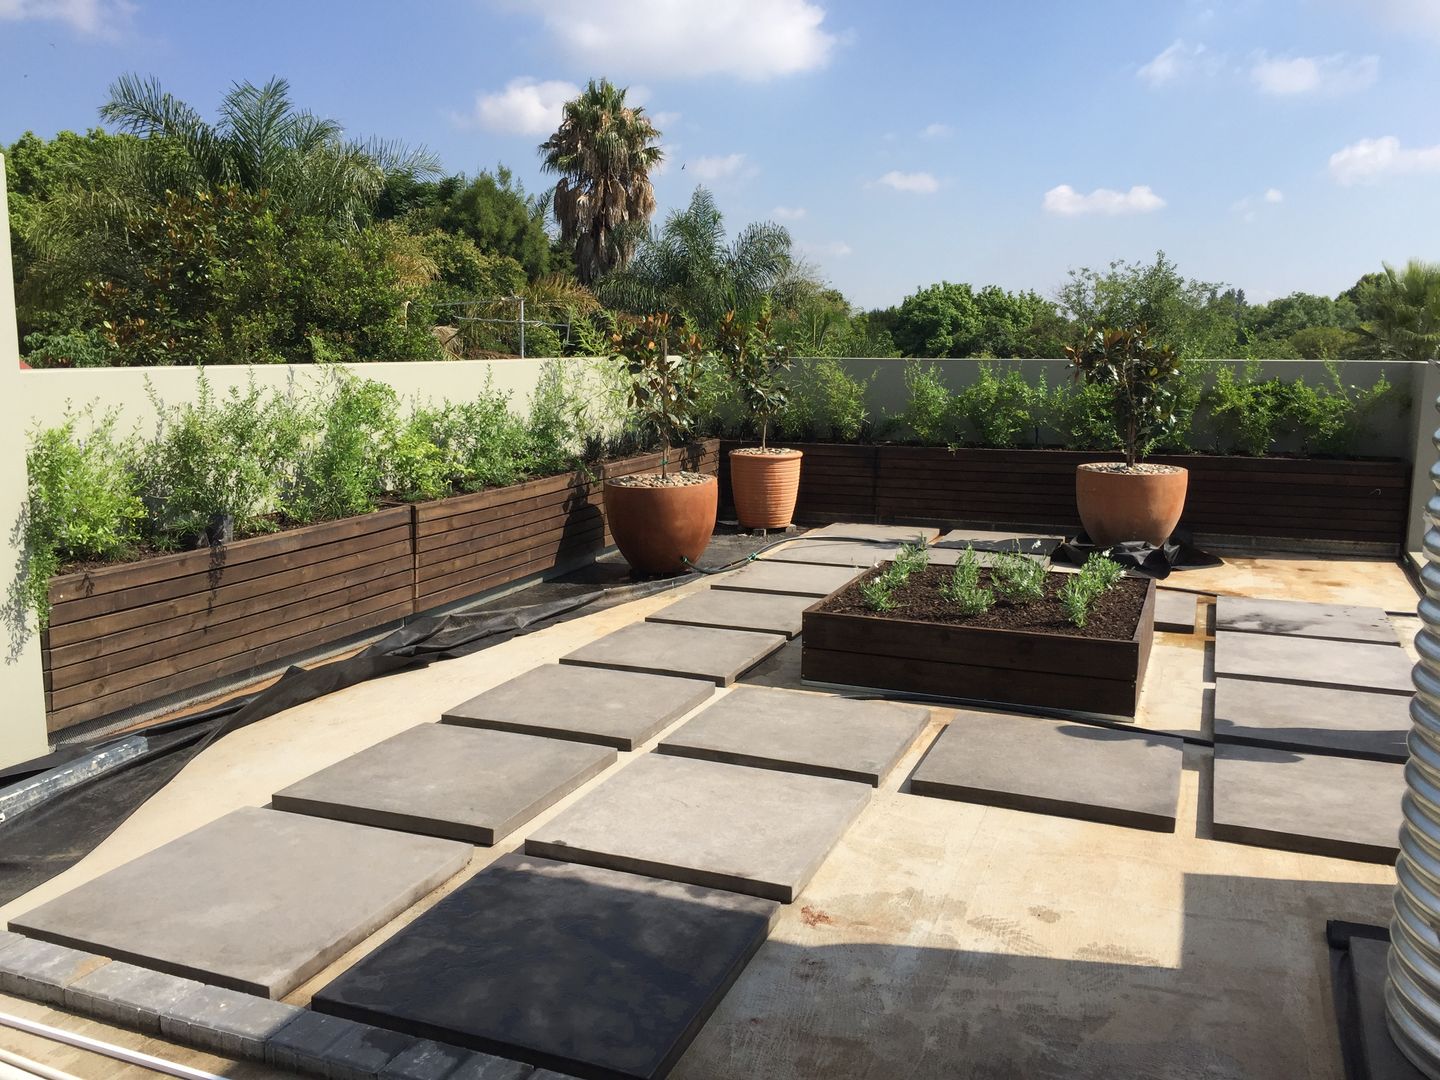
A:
861;576;897;612
940;548;994;616
990;548;1047;605
1059;552;1126;627
890;540;930;582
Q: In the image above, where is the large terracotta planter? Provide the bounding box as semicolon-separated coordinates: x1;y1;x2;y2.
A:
603;474;718;575
1075;463;1189;547
729;448;803;529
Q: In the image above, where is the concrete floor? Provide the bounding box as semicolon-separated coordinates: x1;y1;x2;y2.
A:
0;544;1418;1079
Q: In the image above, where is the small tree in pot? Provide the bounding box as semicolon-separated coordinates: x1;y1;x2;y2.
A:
1065;324;1189;547
605;313;717;574
718;306;804;530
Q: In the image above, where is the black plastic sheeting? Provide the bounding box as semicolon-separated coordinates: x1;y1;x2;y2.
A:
1054;528;1224;579
0;576;686;906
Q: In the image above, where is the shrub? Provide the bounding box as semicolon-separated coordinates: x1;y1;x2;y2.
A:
18;410;144;626
22;328;114;368
716;306;792;448
1048;378;1121;451
288;374;398;522
1066;325;1183;467
940;548;994;615
1059;554;1126;627
1286;363;1396;457
1206;363;1291;456
954;363;1046;448
860;576;897;612
779;357;871;442
990;549;1047;604
900;361;956;445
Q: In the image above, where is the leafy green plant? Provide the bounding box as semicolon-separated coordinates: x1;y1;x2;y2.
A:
778;357;871;442
900;361;955;445
1207;362;1289;456
1066;325;1184;467
940;548;994;616
990;549;1047;604
1286;363;1396;456
860;576;897;613
890;540;930;581
22;328;114;368
17;410;144;626
716;306;792;448
288;374;398;522
1058;554;1127;627
954;363;1046;448
1048;378;1121;451
611;312;707;476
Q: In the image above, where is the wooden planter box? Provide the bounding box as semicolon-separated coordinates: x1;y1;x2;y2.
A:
720;440;1408;546
800;577;1157;716
43;507;414;733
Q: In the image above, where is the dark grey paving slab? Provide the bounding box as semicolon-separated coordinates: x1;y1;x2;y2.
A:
1214;631;1414;694
1213;676;1410;762
443;664;713;751
163;981;301;1058
909;710;1184;832
646;588;812;638
658;686;930;786
761;538;902;568
559;622;786;686
525;753;870;902
313;853;779;1080
272;724;614;846
1216;595;1399;644
711;560;860;599
1345;937;1425;1080
8;806;471;998
1155;589;1201;633
1212;744;1405;862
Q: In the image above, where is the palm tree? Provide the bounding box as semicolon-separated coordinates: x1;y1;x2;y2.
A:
1356;260;1440;364
97;74;437;229
538;79;662;285
599;187;796;333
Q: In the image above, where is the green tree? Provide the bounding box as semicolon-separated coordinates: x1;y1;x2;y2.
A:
396;166;555;280
539;79;662;284
1353;260;1440;364
891;281;1064;357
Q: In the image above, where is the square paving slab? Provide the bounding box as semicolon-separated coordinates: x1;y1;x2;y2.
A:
312;853;779;1080
933;529;1063;558
442;664;714;751
524;753;870;902
646;589;812;639
1215;595;1399;644
802;523;941;542
909;710;1184;832
1213;631;1413;694
271;724;615;845
559;622;786;686
710;560;861;598
761;538;909;568
657;686;930;786
1212;744;1405;863
1155;590;1201;633
8;807;470;998
1212;676;1410;762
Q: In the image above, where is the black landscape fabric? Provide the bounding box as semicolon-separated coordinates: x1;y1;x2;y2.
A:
1056;528;1224;579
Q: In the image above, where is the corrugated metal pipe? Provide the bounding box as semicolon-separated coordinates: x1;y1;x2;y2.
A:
1387;379;1440;1078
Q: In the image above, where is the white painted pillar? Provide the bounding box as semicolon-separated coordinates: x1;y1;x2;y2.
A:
0;154;52;767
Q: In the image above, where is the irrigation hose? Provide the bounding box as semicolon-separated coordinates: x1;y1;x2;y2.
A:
0;1012;225;1080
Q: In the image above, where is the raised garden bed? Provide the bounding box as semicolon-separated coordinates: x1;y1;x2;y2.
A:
801;564;1157;716
719;440;1409;547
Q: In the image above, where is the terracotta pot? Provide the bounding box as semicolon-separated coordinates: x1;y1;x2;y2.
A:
603;474;718;575
1075;463;1189;547
729;448;804;529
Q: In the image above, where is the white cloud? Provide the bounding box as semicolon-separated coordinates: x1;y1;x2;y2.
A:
771;205;807;220
650;110;682;129
1342;0;1440;43
1250;52;1378;96
920;122;952;139
691;152;757;181
1329;135;1440;184
1232;188;1284;222
1138;40;1215;86
876;170;939;194
801;240;852;258
1042;184;1166;216
1264;187;1284;203
529;0;837;80
458;77;579;135
0;0;132;35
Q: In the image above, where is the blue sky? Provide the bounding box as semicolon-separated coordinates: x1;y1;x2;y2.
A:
1;0;1437;309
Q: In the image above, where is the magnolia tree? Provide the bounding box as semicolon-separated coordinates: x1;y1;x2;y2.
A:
715;307;792;449
610;313;706;477
1065;324;1183;468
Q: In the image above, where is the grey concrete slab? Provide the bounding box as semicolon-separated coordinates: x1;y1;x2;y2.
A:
909;710;1184;832
711;560;860;599
803;523;941;542
1155;590;1201;633
933;529;1064;558
658;686;930;786
9;806;471;998
1212;676;1410;762
1212;744;1405;862
273;724;615;846
1216;595;1399;644
443;664;713;751
525;753;870;902
646;588;812;639
761;538;906;568
313;853;779;1080
559;622;787;687
1213;631;1414;694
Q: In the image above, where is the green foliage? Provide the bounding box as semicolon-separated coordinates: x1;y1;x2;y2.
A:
1048;378;1122;451
1066;325;1184;467
1208;361;1397;457
940;548;994;616
892;281;1064;358
420;167;554;279
778;358;871;442
990;550;1047;605
287;374;397;522
716;307;792;447
860;576;897;613
900;362;957;444
18;410;144;626
410;393;533;492
891;541;930;580
953;363;1046;448
1288;326;1361;362
1353;260;1440;364
611;313;707;474
21;328;114;368
1058;554;1126;628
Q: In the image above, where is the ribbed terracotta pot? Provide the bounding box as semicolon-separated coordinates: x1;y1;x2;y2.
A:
603;474;718;575
729;448;803;530
1075;463;1188;547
